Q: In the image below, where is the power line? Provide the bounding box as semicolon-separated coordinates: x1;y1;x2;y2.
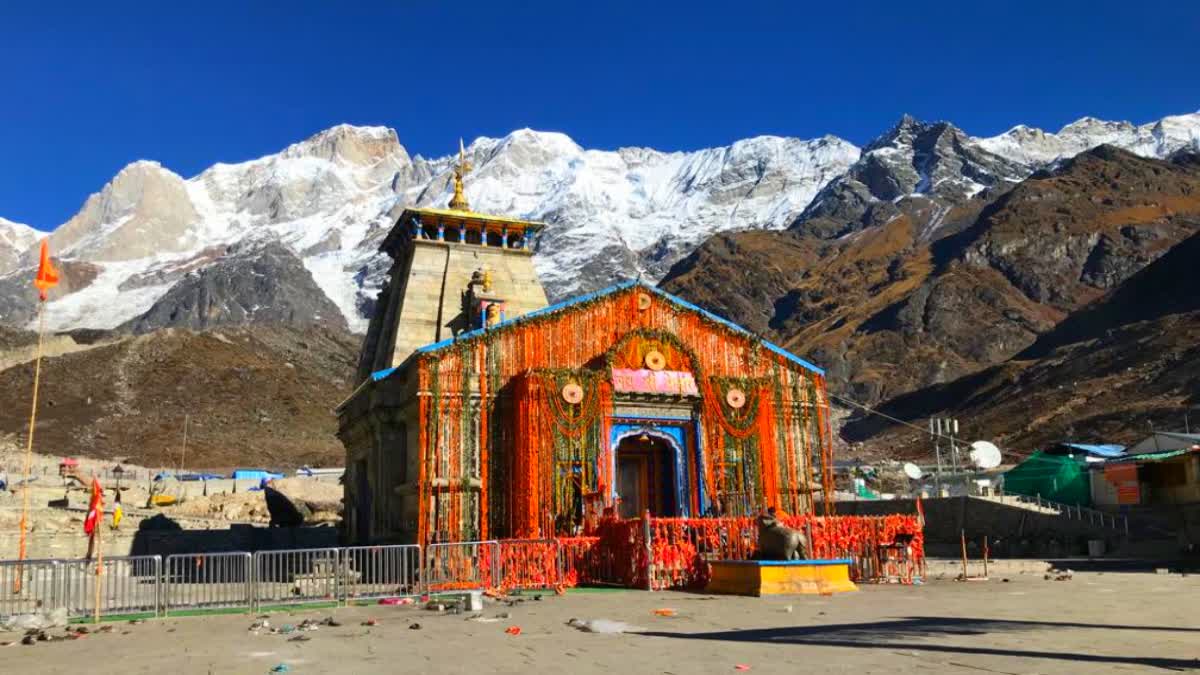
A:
826;391;957;442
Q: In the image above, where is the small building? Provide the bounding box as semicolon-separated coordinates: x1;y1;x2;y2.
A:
1091;433;1200;507
337;147;835;546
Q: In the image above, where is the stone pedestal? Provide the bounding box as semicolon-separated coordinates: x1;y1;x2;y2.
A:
705;559;858;596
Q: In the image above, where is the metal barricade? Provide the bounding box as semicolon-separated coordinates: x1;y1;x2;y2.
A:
424;541;499;592
340;545;421;602
0;559;60;620
164;552;252;614
497;539;561;591
253;548;341;608
58;556;161;619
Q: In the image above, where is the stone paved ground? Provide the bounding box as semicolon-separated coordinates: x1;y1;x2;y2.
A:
2;571;1198;674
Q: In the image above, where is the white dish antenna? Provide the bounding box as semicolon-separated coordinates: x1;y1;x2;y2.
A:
969;441;1003;469
903;462;924;480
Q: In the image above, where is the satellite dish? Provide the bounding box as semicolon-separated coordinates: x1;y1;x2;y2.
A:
903;462;924;480
969;441;1003;469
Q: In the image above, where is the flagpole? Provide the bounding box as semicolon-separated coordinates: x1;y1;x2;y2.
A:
14;299;47;592
94;498;103;624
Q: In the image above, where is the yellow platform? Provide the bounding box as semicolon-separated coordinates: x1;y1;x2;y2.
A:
706;559;859;596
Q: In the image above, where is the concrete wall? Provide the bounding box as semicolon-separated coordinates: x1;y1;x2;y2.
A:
0;525;338;560
826;497;1124;557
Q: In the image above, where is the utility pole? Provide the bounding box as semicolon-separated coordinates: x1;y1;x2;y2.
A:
931;419;943;494
179;414;190;476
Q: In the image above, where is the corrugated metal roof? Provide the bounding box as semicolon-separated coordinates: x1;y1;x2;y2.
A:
1104;448;1194;464
1128;432;1200;455
1059;443;1127;458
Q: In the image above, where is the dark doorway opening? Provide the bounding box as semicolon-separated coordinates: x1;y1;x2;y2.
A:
615;433;677;518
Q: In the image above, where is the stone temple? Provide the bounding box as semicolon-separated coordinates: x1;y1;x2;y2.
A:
337;146;835;546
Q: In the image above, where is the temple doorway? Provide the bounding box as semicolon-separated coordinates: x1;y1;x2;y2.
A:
615;432;677;519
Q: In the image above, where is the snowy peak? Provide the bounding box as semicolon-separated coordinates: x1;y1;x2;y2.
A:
0;217;45;274
49;160;201;262
280;124;410;167
793;116;1022;238
971;111;1200;167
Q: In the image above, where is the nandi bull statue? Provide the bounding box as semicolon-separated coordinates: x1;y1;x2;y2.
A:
756;507;809;560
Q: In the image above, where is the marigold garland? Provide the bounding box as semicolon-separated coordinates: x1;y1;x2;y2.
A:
410;285;834;545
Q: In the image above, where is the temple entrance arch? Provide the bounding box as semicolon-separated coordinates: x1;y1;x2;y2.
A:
610;424;692;518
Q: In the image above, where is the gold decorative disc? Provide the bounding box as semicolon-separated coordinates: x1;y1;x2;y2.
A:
636;292;652;310
644;350;667;371
562;383;584;404
726;388;747;409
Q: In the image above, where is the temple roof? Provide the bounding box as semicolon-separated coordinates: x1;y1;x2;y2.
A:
369;280;824;382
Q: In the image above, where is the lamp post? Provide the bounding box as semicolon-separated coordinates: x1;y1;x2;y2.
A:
112;464;125;491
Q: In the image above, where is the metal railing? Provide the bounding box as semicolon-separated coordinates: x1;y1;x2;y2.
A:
497;539;560;591
163;552;253;615
254;548;342;608
0;559;60;619
57;556;161;619
424;541;499;592
341;545;421;602
1018;493;1129;534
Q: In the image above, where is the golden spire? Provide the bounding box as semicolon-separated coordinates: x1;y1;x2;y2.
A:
448;138;473;211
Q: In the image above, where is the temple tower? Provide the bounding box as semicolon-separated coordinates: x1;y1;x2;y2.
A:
356;141;549;381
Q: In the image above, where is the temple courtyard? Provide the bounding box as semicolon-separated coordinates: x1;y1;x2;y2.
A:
2;571;1196;673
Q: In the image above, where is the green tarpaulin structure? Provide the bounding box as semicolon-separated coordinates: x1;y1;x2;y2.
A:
1003;450;1091;505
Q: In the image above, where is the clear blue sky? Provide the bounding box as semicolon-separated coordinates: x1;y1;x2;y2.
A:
2;1;1197;229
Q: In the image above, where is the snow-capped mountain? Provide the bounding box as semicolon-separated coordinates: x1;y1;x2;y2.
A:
1;109;1198;335
790;110;1200;241
970;111;1200;168
0;125;860;332
0;217;45;275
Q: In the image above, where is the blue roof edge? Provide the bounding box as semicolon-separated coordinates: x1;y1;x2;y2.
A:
395;279;824;377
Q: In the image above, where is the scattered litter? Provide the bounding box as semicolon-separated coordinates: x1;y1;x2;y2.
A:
270;665;290;673
128;619;146;625
653;608;677;617
469;616;500;623
288;635;311;643
1002;578;1010;583
566;618;644;634
97;625;115;634
250;620;271;632
496;612;511;619
296;620;320;632
505;626;522;636
2;608;68;632
320;617;341;627
361;619;379;627
409;622;422;630
379;597;413;606
426;602;445;612
782;605;793;614
21;634;36;646
735;666;752;671
1045;568;1074;581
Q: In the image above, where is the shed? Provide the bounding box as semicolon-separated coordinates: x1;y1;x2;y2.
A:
1003;450;1091;505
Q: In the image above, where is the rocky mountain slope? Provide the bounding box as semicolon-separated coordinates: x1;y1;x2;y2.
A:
843;228;1200;454
663;144;1200;408
0;325;357;469
2;111;1196;338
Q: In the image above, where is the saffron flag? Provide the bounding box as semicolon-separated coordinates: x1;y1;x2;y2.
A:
84;478;103;536
33;239;60;301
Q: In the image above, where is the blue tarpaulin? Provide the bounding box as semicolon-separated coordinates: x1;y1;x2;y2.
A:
231;469;284;481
